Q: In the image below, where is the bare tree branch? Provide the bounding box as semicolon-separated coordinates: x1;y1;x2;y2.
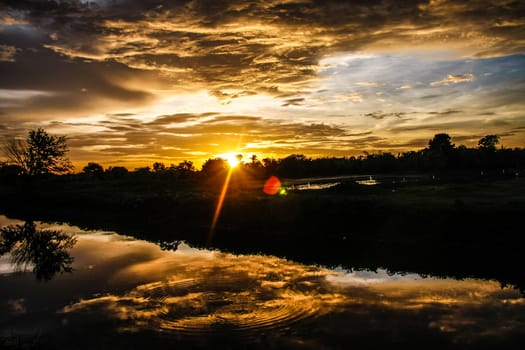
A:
2;138;29;174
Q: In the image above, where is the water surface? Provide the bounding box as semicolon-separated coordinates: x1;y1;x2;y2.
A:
1;216;524;349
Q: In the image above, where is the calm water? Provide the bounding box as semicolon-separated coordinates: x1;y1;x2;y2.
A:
1;215;524;349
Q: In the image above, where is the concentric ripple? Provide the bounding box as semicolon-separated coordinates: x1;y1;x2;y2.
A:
60;245;335;337
131;273;325;336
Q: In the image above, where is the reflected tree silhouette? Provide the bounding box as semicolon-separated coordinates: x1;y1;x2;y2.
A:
0;221;77;281
158;240;181;251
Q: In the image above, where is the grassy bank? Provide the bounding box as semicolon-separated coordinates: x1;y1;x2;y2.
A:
1;174;524;291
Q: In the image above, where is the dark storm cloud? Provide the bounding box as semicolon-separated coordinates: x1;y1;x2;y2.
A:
0;46;160;117
0;47;156;93
3;0;523;100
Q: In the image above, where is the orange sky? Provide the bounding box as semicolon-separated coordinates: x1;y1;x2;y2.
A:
1;0;524;169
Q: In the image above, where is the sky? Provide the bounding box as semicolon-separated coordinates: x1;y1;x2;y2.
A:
1;0;524;169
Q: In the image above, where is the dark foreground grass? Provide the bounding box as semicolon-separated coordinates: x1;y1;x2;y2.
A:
1;174;524;291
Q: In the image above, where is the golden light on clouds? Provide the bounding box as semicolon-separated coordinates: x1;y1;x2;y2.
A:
0;0;524;169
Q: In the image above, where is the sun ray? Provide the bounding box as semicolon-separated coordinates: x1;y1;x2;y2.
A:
207;166;233;246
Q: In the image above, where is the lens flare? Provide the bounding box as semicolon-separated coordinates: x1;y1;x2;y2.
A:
207;152;242;245
263;176;281;195
208;166;233;246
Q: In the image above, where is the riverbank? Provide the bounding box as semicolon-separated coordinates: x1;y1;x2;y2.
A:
1;174;524;291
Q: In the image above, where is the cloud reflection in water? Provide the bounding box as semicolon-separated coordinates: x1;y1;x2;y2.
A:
61;240;525;348
1;217;524;349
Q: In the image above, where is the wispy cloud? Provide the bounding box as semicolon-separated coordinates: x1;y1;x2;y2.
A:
363;111;408;120
430;74;475;86
48;113;354;167
281;98;305;107
355;82;384;87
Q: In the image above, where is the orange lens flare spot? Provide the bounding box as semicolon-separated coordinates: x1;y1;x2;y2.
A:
263;176;281;195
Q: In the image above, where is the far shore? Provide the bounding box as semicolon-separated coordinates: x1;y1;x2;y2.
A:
1;171;524;292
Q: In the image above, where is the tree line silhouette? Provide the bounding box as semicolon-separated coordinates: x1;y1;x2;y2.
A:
1;129;524;183
1;129;524;292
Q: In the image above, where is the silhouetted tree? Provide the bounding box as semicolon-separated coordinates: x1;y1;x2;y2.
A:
105;166;128;178
0;162;24;183
134;166;151;176
478;135;499;152
152;162;166;173
201;158;228;176
476;135;501;170
363;152;397;173
427;133;455;169
398;151;425;171
279;154;311;178
250;154;259;165
2;138;26;172
243;154;264;177
173;160;195;177
82;162;104;176
2;128;73;176
262;157;278;176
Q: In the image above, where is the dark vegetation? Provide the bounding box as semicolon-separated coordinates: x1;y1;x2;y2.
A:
1;130;525;291
2;128;72;177
0;221;76;280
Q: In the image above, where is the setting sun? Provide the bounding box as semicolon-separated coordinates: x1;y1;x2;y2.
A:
224;153;242;168
0;1;524;348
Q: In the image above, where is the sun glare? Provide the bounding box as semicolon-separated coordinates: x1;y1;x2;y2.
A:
225;153;242;168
